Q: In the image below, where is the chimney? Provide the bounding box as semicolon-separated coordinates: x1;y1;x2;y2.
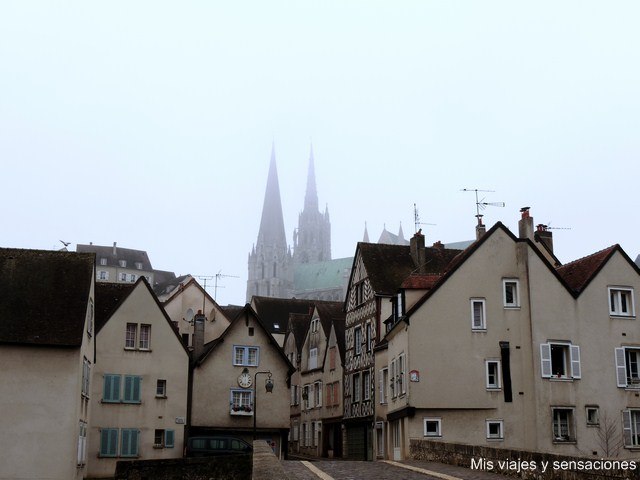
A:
193;311;206;359
475;214;486;240
518;207;534;240
410;230;426;273
112;242;117;256
432;241;444;249
534;224;554;253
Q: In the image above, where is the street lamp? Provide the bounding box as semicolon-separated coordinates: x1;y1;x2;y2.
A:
253;371;273;440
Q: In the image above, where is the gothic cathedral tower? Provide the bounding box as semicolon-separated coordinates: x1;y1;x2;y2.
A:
293;145;331;264
246;145;294;301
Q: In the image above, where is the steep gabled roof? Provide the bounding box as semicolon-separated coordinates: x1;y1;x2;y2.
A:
401;274;442;290
195;304;295;375
288;313;311;352
251;296;315;335
0;248;94;347
153;274;192;298
315;302;344;339
220;305;244;321
95;283;136;333
557;245;619;293
356;242;463;295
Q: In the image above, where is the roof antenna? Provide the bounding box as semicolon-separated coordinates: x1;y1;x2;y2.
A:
461;188;505;222
413;203;436;234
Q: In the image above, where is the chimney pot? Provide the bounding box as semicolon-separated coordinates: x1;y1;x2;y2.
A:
112;242;117;255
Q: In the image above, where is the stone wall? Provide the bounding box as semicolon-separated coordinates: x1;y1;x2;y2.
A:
410;440;640;480
114;455;251;480
252;440;288;480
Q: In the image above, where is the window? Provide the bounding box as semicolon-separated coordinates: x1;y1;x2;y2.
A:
156;379;167;398
503;279;520;308
87;299;94;337
103;374;122;403
121;429;140;457
363;370;371;400
99;428;119;457
355;282;365;306
122;375;142;403
233;346;259;366
424;418;441;437
354;326;362;355
139;324;151;350
396;292;404;320
486;360;501;389
609;287;635;317
329;346;337;370
390;359;396;398
540;343;581;379
100;257;107;266
120;273;127;281
125;323;137;349
366;322;373;351
552;408;575;442
130;274;136;282
379;368;388;404
396;354;406;395
135;262;143;270
622;409;640;448
325;383;333;406
230;389;253;415
486;420;504;440
98;270;108;280
77;421;87;466
309;348;318;369
311;318;319;333
332;382;340;406
119;260;127;268
154;429;175;448
586;406;599;426
615;347;640;387
291;384;299;406
353;373;361;402
82;357;91;398
314;381;322;407
471;299;486;330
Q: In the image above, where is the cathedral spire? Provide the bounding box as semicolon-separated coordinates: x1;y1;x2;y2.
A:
257;144;287;249
304;143;319;213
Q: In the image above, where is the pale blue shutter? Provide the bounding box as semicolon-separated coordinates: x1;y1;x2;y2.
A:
133;376;141;402
121;429;139;457
570;345;581;379
615;348;628;387
103;375;121;402
540;344;552;378
100;429;118;456
622;410;633;447
123;376;142;403
165;429;175;448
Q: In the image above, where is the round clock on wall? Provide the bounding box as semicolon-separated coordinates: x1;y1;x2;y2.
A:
238;370;253;388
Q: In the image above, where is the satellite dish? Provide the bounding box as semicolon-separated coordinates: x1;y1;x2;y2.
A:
186;308;194;324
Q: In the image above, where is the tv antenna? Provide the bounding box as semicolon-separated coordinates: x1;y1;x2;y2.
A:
413;203;436;233
539;221;572;231
461;188;505;221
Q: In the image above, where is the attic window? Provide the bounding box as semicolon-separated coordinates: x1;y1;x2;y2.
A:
274;323;280;330
248;327;254;336
119;260;127;268
135;262;143;270
100;258;107;266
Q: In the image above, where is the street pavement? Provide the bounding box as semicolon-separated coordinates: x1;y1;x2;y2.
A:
282;459;507;480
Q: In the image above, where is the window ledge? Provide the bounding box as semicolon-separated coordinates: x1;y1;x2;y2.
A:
472;328;487;333
487;438;504;442
486;387;502;392
610;315;636;319
503;306;521;310
552;440;576;445
424;435;442;438
549;377;574;382
155;395;167;399
230;411;253;416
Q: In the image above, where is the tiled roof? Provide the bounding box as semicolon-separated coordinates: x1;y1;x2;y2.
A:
288;313;311;352
315;302;345;338
153;274;192;298
251;296;315;335
77;243;153;271
556;246;618;293
95;283;136;333
220;305;244;321
358;242;463;295
401;274;442;289
0;248;94;347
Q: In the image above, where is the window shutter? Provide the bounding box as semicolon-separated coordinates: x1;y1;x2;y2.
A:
133;376;141;402
615;348;628;387
104;374;121;402
165;430;175;448
540;343;552;378
379;370;384;403
622;410;632;447
570;345;581;379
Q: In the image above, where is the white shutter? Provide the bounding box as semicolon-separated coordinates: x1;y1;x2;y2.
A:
540;344;552;378
379;369;384;404
622;410;633;447
615;348;628;387
570;345;581;379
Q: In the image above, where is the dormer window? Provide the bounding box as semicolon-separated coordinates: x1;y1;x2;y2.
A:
135;262;143;270
100;258;107;266
396;292;404;319
119;260;127;268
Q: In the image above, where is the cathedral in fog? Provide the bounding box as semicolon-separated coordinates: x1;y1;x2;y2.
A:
246;145;349;302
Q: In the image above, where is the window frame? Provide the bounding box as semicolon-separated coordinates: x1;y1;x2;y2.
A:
486;420;504;440
314;381;322;407
309;347;318;369
353;373;361;403
354;326;363;355
609;287;635;317
552;407;576;443
622;409;640;448
233;345;260;367
615;347;640;388
540;342;581;380
363;369;371;401
139;324;151;350
471;298;487;331
423;417;442;437
502;279;520;308
230;389;254;415
156;379;167;398
125;323;137;349
586;406;600;427
485;360;501;390
379;367;388;404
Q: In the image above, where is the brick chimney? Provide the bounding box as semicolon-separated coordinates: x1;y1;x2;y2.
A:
410;230;426;273
475;214;486;240
534;224;554;253
518;207;534;240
